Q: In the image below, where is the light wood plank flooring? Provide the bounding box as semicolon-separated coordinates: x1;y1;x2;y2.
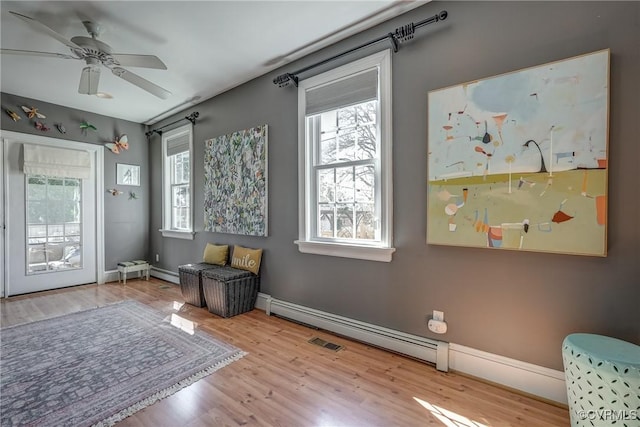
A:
0;279;570;426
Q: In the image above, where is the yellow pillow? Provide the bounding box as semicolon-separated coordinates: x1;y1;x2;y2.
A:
203;243;228;266
231;245;262;275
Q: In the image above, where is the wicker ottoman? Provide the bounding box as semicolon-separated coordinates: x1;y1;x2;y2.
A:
202;266;260;318
178;263;222;307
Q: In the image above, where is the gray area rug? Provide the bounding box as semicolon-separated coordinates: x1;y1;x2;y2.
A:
1;300;246;427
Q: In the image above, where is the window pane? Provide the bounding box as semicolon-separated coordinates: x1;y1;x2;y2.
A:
172;185;189;208
64;179;81;201
337;129;356;162
47;178;65;200
318;169;335;203
48;224;64;240
320;131;337;164
318;205;334;238
171;153;190;185
28;243;47;272
355;101;377;125
336;204;354;238
356;124;376;160
335;167;354;203
172;207;188;229
181;154;190;183
355;165;375;202
28;201;47;224
27;176;46;200
64;201;80;222
26;175;83;273
48;201;66;223
28;224;46;238
65;223;80;237
356;203;375;240
338;106;357;128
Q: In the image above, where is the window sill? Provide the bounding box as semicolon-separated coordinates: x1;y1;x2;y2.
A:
294;240;395;262
160;229;195;240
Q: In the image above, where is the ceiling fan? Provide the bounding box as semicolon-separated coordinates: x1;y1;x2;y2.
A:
1;11;171;99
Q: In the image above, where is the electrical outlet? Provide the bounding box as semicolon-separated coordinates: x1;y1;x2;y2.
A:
433;310;444;322
155;254;159;262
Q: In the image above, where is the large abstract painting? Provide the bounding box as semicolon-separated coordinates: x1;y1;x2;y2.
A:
204;124;268;236
427;50;609;256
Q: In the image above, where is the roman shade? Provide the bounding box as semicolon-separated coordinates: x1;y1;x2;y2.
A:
23;144;91;179
305;68;378;116
166;133;190;156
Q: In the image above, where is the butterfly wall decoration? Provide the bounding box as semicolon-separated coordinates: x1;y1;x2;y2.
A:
80;120;97;133
106;188;123;196
34;121;50;132
105;134;129;154
5;109;21;122
21;105;46;119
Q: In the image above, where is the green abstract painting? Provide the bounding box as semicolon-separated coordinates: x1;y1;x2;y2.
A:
204;124;268;236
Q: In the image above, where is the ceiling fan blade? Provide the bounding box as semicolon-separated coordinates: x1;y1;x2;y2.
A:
78;66;101;95
9;11;82;51
111;54;167;70
111;67;171;99
0;48;80;60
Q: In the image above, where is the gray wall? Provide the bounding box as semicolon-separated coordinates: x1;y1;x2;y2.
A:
150;1;639;371
1;92;149;270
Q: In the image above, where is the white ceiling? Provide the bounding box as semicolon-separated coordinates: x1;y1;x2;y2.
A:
1;1;427;124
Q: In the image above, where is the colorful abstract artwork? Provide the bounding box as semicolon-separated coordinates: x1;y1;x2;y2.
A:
204;124;268;236
427;50;609;256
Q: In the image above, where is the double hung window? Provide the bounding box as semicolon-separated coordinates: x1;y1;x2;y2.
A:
296;50;395;261
161;124;194;239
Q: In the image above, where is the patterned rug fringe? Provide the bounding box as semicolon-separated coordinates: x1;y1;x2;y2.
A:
93;350;248;427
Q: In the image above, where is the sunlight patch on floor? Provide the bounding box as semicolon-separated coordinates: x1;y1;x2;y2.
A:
413;396;489;427
173;301;185;310
170;313;195;335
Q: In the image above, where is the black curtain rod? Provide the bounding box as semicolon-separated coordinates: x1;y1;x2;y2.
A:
273;10;448;88
145;111;199;138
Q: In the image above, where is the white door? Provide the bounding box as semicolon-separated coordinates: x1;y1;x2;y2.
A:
3;132;103;296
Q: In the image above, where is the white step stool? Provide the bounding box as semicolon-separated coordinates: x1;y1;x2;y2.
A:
117;260;150;284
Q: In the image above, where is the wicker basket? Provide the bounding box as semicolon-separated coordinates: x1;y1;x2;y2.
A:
202;266;260;318
178;263;222;307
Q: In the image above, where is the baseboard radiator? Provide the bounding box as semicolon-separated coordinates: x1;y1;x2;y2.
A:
265;297;449;372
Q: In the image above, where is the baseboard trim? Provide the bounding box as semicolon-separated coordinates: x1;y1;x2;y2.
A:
256;292;566;404
150;266;179;284
448;343;567;404
256;292;270;311
264;296;448;372
104;270;119;283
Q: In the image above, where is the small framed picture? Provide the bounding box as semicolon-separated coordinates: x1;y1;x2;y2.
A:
116;163;140;186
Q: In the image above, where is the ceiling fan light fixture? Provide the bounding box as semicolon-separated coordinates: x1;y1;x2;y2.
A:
4;11;170;100
78;65;101;95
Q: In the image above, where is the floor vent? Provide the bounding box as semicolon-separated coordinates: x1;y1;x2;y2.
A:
159;284;172;289
308;337;343;352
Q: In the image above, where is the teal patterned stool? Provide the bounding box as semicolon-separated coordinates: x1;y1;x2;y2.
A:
562;333;640;427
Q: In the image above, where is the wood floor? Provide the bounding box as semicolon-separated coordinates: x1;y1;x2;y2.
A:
0;279;570;426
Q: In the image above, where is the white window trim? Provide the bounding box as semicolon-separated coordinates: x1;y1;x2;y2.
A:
295;49;395;262
160;124;195;240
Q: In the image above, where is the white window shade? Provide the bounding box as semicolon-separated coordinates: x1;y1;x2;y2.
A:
166;133;190;156
305;68;378;116
23;144;91;179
